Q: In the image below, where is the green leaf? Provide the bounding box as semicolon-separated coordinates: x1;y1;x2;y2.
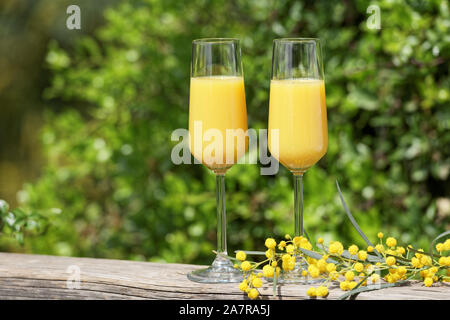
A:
319;244;382;263
0;200;9;215
299;248;323;260
299;248;339;264
336;180;382;258
429;230;450;259
303;229;311;242
384;253;411;264
15;232;24;245
348;272;372;300
408;247;441;259
338;280;408;300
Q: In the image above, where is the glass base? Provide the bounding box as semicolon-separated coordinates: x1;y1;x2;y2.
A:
187;254;243;283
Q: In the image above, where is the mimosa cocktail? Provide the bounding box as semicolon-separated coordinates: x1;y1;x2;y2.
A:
268;38;328;283
189;76;248;173
187;38;247;283
268;79;327;174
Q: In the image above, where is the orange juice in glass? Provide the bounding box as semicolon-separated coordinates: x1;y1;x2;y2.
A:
189;76;248;174
268;78;327;173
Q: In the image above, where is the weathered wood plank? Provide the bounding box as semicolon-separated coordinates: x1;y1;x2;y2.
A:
0;253;448;300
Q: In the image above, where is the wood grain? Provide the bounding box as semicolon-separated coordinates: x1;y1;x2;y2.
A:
0;252;448;300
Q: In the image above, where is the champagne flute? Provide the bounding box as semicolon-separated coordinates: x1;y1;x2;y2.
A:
268;38;328;282
187;38;248;283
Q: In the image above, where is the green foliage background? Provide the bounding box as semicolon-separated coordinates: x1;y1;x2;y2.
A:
2;0;449;264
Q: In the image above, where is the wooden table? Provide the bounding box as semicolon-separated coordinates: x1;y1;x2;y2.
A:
0;253;448;300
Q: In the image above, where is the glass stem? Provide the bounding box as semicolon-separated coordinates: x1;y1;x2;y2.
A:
293;173;304;237
216;173;227;255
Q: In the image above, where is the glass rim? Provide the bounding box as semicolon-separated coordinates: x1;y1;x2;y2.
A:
192;38;240;44
273;38;320;43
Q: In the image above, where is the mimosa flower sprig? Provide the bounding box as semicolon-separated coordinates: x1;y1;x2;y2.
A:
218;181;450;300
229;232;450;300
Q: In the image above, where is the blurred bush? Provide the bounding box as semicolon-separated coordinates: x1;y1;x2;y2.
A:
0;0;117;206
3;0;448;263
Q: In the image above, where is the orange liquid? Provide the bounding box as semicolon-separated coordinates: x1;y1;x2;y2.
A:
189;76;248;173
268;79;328;174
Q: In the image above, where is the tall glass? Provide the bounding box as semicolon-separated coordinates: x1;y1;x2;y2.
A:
268;38;328;282
187;38;248;283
